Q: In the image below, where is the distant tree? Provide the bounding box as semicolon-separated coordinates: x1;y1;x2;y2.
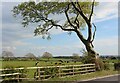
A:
2;51;14;60
25;53;36;60
42;52;53;61
72;53;80;61
110;56;117;60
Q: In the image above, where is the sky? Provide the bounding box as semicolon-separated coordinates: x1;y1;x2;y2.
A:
0;0;119;57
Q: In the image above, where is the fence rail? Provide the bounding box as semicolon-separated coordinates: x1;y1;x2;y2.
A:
0;64;95;81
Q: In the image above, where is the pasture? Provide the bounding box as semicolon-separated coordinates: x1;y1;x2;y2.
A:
1;58;82;78
1;58;82;68
0;58;119;81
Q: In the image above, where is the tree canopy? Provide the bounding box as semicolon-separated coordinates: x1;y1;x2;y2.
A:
25;53;36;58
2;51;14;58
12;0;98;40
42;52;53;59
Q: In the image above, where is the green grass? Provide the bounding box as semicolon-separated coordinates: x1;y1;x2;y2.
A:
1;60;82;79
1;61;82;68
1;59;119;81
48;70;119;82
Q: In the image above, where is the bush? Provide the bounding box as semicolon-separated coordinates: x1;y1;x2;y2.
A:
81;55;95;64
103;61;110;70
114;63;120;70
44;67;59;78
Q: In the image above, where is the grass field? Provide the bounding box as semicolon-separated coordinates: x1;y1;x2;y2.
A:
0;59;119;81
1;60;82;68
1;58;82;78
49;70;119;81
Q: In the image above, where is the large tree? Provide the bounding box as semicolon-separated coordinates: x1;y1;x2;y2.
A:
12;0;100;70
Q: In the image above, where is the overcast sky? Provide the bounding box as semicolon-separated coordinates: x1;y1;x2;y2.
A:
0;1;119;57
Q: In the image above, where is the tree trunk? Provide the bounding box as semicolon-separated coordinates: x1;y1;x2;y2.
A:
85;42;101;71
76;30;101;71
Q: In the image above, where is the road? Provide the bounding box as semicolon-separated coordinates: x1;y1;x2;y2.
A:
76;74;120;83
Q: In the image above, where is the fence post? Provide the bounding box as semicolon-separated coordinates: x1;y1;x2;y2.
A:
17;74;20;82
58;66;61;78
73;65;74;75
38;68;40;80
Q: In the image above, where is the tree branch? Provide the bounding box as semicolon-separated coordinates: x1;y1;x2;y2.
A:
89;0;95;21
91;23;96;42
44;18;75;31
90;23;96;48
32;8;75;32
71;2;89;25
75;29;87;44
74;14;79;28
65;4;77;30
46;26;53;32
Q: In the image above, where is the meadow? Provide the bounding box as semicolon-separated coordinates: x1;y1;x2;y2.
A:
1;58;82;68
0;58;119;81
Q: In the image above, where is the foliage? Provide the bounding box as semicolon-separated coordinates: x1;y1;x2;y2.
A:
12;1;98;39
25;53;37;60
44;67;59;78
81;55;95;64
81;49;110;71
72;53;81;61
2;51;14;61
42;52;53;60
114;62;120;70
103;62;110;70
81;49;95;64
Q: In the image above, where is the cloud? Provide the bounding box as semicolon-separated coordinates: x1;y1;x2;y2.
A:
93;2;118;23
2;46;16;52
94;36;118;55
13;41;30;46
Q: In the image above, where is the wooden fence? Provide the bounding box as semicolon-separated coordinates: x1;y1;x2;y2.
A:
0;64;95;81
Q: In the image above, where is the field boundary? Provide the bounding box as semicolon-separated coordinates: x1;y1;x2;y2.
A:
0;64;96;81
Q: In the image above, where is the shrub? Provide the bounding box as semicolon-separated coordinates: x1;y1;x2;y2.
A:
103;61;110;70
81;55;95;64
44;67;59;78
114;63;120;70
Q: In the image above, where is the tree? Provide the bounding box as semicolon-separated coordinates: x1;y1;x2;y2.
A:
42;52;53;60
12;0;100;70
2;51;14;60
72;53;80;61
25;53;36;60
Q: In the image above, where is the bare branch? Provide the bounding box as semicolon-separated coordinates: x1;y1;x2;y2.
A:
71;2;87;23
46;26;53;32
33;8;75;32
89;0;95;21
44;18;75;31
74;14;79;28
91;23;96;42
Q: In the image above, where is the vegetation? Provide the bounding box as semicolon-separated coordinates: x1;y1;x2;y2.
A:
2;51;14;61
72;53;81;62
42;52;53;61
49;70;119;82
1;57;119;81
25;53;37;60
